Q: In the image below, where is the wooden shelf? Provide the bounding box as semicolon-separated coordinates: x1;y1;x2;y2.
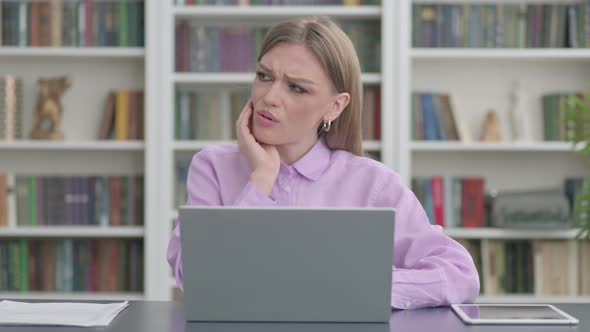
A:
0;47;145;58
0;140;145;151
0;292;144;301
174;140;381;152
0;226;145;238
477;295;590;304
445;228;580;240
173;73;381;85
410;141;579;152
411;48;590;60
173;5;381;20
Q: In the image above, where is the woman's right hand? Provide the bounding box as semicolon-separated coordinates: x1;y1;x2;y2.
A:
236;100;280;196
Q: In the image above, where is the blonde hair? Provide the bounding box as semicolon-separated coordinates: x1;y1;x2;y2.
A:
257;17;364;156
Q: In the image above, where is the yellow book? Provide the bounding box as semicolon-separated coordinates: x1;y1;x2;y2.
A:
50;0;63;47
343;0;360;6
115;90;129;141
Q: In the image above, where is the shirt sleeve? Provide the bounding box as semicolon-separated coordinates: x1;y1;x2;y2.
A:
371;174;480;309
166;149;276;291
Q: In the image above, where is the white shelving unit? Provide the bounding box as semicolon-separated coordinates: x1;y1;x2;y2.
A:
399;0;590;303
3;0;588;304
0;0;155;301
157;1;396;301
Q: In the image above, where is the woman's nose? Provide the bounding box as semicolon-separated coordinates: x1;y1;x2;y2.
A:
262;82;281;108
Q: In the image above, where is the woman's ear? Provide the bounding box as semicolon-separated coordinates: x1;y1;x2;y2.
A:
325;92;350;122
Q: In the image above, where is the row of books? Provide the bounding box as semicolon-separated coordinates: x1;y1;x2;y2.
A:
411;176;586;228
175;22;380;73
361;87;381;141
98;90;144;141
174;87;382;141
461;239;590;296
0;239;143;292
542;93;589;142
0;175;144;227
175;0;380;5
175;90;237;141
412;176;485;228
411;93;462;142
0;76;23;141
0;0;145;47
456;239;484;293
413;3;590;48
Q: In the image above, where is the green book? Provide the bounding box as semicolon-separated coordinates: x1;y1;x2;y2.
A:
119;0;128;47
19;239;28;291
10;241;20;291
28;177;37;226
128;1;137;47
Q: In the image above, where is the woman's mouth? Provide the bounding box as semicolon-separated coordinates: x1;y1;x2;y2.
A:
256;111;279;127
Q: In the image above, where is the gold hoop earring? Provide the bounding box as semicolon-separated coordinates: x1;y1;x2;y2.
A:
322;120;332;132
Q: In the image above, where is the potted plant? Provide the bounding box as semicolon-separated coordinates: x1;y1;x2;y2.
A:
566;90;590;239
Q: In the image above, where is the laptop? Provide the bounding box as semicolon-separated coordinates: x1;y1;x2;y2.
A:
179;206;395;323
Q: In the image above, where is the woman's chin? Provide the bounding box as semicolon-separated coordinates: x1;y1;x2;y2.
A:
252;129;276;145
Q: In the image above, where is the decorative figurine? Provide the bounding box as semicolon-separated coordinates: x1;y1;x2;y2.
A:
31;76;72;140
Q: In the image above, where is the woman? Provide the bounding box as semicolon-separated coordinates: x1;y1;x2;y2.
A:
167;17;479;309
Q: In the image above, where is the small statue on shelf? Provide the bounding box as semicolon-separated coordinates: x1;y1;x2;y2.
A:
508;80;532;142
481;110;502;142
31;76;72;140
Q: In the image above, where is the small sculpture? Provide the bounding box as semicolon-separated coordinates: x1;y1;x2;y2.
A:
508;80;532;141
31;76;72;140
481;110;502;142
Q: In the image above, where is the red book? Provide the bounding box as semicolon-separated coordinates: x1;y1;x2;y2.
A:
29;3;40;46
461;178;485;228
107;241;120;292
431;176;445;227
90;240;100;292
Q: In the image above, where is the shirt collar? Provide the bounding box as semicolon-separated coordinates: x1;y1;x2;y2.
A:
291;136;332;181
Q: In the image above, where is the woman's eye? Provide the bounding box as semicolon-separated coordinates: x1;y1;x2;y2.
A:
289;84;306;94
256;72;271;81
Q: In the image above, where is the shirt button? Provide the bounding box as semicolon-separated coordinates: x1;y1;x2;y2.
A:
283;185;291;192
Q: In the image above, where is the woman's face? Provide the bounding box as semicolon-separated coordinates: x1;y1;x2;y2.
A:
250;43;339;146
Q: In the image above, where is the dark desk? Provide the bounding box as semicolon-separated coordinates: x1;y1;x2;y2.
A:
0;301;587;332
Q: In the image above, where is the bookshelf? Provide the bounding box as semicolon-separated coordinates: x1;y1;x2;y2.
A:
400;0;590;302
0;0;154;301
158;0;395;301
155;0;590;303
2;0;589;303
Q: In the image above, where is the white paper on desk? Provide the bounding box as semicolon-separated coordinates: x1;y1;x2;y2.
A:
0;300;129;327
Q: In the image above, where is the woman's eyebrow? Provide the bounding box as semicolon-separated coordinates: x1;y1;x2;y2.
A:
256;62;315;86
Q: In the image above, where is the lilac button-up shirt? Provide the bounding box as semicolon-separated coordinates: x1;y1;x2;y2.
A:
167;137;480;309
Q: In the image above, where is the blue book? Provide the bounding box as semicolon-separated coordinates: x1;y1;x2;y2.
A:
421;94;438;140
433;94;447;140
